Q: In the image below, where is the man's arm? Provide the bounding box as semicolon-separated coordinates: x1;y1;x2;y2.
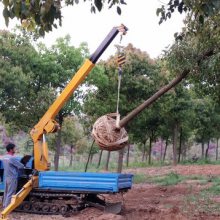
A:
10;157;25;169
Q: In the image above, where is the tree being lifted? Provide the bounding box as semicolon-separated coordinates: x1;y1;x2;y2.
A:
91;47;217;152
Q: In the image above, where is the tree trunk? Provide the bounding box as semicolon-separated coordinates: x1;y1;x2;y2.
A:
69;145;74;166
172;123;178;166
104;151;111;171
142;141;146;161
178;127;182;163
97;150;103;168
85;140;95;172
216;138;219;161
54;128;62;171
205;140;210;159
182;141;186;161
201;141;205;158
117;148;124;173
148;137;152;165
126;143;130;167
160;139;163;162
163;138;168;162
54;113;64;171
90;154;93;163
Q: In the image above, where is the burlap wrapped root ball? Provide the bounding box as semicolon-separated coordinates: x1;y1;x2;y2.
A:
92;113;128;151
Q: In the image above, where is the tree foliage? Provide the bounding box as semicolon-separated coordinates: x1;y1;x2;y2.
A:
0;0;126;36
0;30;55;130
157;0;220;26
0;30;91;131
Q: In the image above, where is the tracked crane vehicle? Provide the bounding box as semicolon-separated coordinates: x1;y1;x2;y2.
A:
0;24;133;220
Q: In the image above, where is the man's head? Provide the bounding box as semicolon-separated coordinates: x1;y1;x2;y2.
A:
6;143;16;155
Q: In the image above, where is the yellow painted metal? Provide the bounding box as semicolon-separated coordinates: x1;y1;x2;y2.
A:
34;135;50;171
0;176;38;220
44;119;60;133
31;59;95;171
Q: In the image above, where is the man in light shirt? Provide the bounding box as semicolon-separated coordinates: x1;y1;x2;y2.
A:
2;143;24;209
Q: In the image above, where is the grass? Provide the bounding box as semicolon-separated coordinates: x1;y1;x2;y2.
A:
54;156;220;173
133;173;149;184
131;169;220;215
183;191;220;216
132;172;210;186
185;174;209;185
151;172;185;186
127;160;172;168
202;176;220;195
182;176;220;215
133;172;188;185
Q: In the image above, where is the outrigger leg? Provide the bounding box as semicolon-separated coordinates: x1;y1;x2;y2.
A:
0;176;38;220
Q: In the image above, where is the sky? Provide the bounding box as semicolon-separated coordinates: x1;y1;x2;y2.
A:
0;1;185;60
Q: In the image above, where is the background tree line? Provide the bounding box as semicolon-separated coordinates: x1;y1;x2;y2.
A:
1;0;220;171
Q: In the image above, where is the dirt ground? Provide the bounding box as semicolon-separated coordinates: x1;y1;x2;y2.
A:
6;164;220;220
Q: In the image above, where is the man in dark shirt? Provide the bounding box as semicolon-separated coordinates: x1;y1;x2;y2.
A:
2;143;24;209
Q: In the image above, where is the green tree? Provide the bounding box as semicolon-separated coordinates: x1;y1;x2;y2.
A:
193;97;219;159
0;30;56;130
157;0;220;34
160;85;194;165
159;0;220;96
61;116;84;166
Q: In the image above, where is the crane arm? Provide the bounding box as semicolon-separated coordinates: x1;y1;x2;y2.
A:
0;24;128;220
31;24;128;171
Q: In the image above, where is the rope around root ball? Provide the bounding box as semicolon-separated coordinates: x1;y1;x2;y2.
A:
92;113;128;151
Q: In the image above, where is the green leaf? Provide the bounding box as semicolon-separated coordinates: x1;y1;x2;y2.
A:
90;5;96;13
39;28;45;36
212;0;220;10
117;6;121;15
120;0;127;5
177;2;183;13
199;15;204;24
156;8;162;16
13;3;21;18
21;1;29;16
3;0;9;7
201;3;210;16
94;0;102;11
3;7;10;26
9;10;15;19
174;0;179;7
166;12;171;18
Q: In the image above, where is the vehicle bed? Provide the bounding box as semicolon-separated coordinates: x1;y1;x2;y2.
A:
38;171;133;193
